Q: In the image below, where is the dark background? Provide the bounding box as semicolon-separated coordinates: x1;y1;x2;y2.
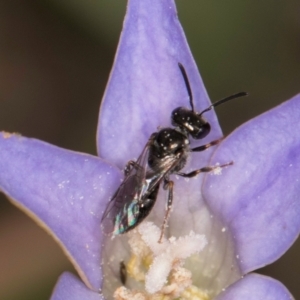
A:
0;1;299;299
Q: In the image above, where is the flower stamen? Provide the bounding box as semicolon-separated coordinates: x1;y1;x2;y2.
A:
114;222;208;299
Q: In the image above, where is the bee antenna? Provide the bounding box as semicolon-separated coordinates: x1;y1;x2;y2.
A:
199;92;248;116
178;62;195;112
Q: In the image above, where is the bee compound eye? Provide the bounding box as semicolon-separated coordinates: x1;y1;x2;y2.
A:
191;122;211;139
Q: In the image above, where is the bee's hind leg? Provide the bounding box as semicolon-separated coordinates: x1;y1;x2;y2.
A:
158;177;174;243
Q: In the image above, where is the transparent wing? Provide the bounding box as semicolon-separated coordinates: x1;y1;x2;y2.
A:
101;134;183;236
101;137;153;235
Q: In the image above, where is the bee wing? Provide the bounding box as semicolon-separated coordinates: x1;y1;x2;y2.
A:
101;138;153;235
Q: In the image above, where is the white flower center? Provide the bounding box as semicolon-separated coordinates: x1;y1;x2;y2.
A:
101;202;242;300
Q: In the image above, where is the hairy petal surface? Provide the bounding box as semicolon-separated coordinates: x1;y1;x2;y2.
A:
203;94;300;273
216;273;294;300
51;272;103;300
98;0;221;168
0;133;122;290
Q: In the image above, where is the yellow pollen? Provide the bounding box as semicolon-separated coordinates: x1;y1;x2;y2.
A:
180;285;210;300
127;253;153;282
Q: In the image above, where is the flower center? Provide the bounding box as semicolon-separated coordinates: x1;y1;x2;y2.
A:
101;201;242;300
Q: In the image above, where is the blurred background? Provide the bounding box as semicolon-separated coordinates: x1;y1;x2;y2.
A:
0;0;299;299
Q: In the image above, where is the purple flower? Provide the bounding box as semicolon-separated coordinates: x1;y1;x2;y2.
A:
1;0;299;299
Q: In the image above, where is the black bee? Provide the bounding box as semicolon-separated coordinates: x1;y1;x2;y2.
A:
101;63;247;242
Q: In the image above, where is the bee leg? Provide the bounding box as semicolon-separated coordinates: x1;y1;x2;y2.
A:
190;138;223;152
158;178;174;243
176;161;233;178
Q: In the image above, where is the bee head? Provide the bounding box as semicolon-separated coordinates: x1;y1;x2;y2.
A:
171;107;211;139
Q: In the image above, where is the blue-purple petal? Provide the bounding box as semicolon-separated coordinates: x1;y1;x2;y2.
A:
216;273;294;300
51;272;104;300
98;0;221;169
203;94;300;273
0;133;122;290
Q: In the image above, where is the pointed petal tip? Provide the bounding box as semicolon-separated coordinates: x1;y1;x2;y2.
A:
0;135;122;290
97;0;221;167
203;93;300;273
